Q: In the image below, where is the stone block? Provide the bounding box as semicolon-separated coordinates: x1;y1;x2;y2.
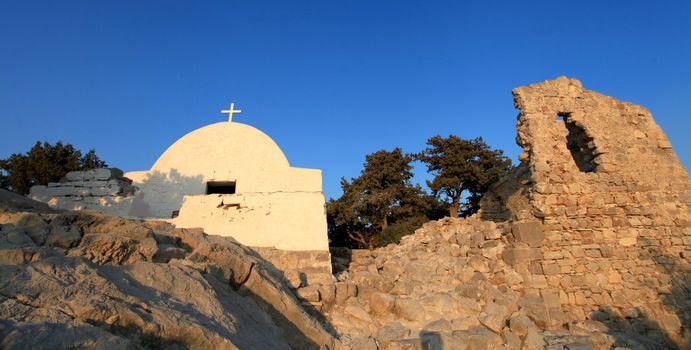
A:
509;315;534;337
450;316;480;331
64;171;85;181
619;237;637;246
543;251;563;260
511;222;545;247
542;263;560;275
29;185;47;196
368;292;395;315
451;329;502;350
91;186;115;196
350;336;377;350
599;245;614;257
518;297;550;327
479;302;510;332
423;318;452;333
502;247;542;266
377;322;410;344
584;249;601;258
523;327;545;350
484;227;501;240
457;297;481;312
84;196;103;205
394;298;425;322
89;168;116;180
72;187;91;196
296;285;320;302
73;180;108;188
44;186;75;196
542;289;561;308
334;282;357;304
343;300;373;323
502;330;521;350
318;284;335;304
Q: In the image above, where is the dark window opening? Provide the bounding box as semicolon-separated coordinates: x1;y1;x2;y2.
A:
206;181;236;194
557;113;598;173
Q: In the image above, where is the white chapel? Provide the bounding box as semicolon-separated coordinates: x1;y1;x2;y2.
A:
31;103;329;252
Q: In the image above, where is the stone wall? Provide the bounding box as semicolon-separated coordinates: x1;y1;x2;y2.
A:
29;168;136;215
252;247;333;287
249;247;338;314
324;77;690;349
504;77;690;341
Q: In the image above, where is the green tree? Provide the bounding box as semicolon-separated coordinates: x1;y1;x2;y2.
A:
416;135;512;218
0;141;108;195
327;148;434;249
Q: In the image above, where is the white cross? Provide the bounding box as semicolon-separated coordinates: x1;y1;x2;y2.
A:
221;103;242;122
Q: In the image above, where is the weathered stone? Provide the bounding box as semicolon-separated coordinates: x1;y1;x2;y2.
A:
394;298;426;322
450;316;481;331
343;300;373;323
509;315;535;337
502;330;521;350
502;247;542;266
318;283;335;305
335;282;358;304
368;291;395;315
522;327;544;350
297;285;320;302
423;318;452;333
451;328;503;350
479;302;510;333
511;222;545;247
350;336;377;350
377;322;410;343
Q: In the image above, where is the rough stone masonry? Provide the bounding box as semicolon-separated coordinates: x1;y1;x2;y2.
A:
29;168;136;215
494;76;690;334
319;77;690;349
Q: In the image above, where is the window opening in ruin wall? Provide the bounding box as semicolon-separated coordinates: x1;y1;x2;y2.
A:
557;113;598;173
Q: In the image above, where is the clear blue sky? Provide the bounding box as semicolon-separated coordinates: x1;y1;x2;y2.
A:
1;1;689;199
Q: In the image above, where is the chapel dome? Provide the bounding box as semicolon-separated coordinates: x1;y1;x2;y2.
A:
150;122;290;178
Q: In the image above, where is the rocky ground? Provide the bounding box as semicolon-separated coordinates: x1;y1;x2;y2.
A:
0;189;335;349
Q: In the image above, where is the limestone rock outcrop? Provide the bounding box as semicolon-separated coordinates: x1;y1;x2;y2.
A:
0;189;336;349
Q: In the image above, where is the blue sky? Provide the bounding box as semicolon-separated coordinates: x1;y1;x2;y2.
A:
1;1;689;199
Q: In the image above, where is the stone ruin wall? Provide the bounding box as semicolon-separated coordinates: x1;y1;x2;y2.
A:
28;168;137;215
317;77;690;349
489;77;690;340
251;247;334;289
